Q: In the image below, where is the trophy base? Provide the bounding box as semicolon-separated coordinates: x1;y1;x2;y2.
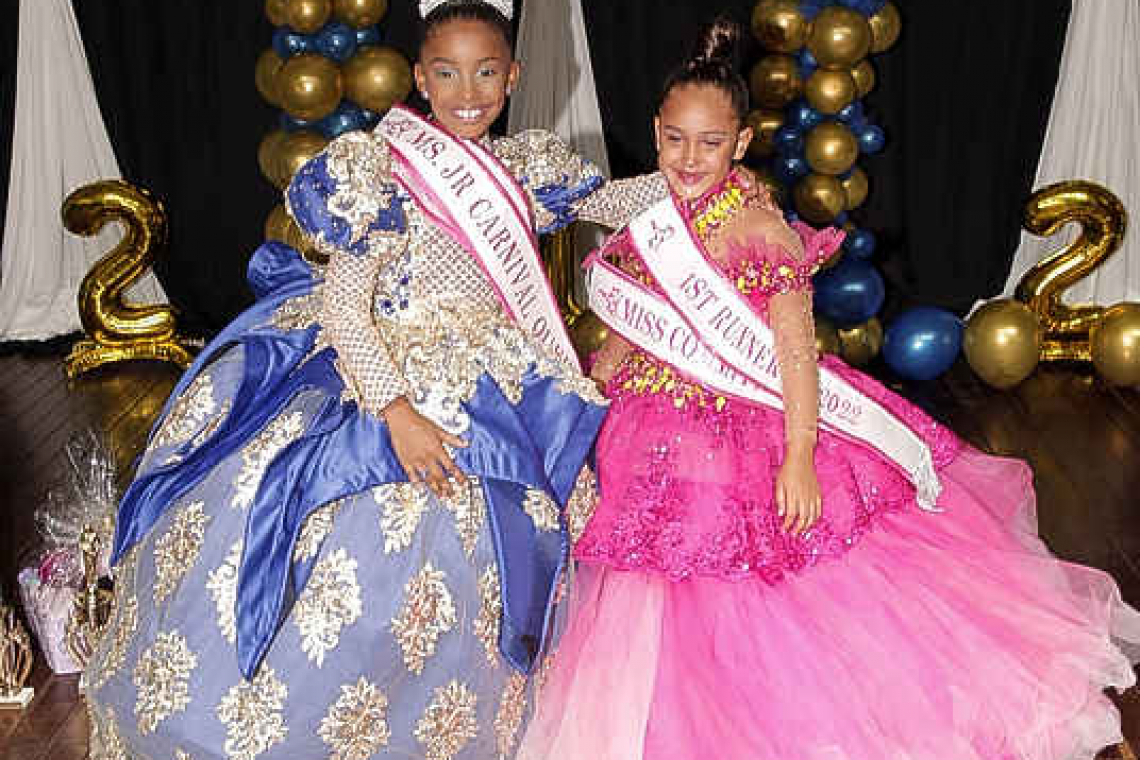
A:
0;687;34;709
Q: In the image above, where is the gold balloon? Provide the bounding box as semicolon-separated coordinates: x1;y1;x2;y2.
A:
868;1;902;54
751;0;810;54
750;55;803;110
333;0;388;28
851;60;876;97
571;310;610;359
255;48;285;107
265;0;289;25
277;53;343;120
963;299;1041;389
1090;302;1140;386
807;7;872;69
794;173;846;224
285;0;331;33
804;68;857;115
815;315;840;355
804;122;858;176
841;167;869;209
258;129;290;187
343;46;413;113
745;108;784;159
1016;180;1127;362
61;180;194;377
275;130;329;189
838;317;883;367
265;204;322;263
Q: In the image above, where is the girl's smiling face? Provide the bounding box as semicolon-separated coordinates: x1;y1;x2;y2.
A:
415;18;519;140
655;83;752;202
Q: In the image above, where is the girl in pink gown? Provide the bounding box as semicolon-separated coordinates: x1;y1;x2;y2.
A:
519;19;1140;760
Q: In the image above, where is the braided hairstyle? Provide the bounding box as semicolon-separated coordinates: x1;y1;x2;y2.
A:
659;17;750;124
420;0;514;51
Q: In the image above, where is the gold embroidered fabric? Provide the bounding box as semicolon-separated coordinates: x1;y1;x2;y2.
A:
414;680;479;760
132;630;198;734
390;563;458;675
152;502;210;607
216;666;289;760
319;677;391;760
293;548;363;667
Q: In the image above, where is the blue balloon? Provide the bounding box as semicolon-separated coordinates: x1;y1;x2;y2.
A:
789;100;824;132
882;307;964;381
355;26;382;46
358;107;381;128
774;125;805;156
844;228;876;259
775;155;810;183
839;0;883;14
813;259;885;327
318;101;367;138
315;21;357;63
272;27;312;59
279;112;316;132
799;0;828;20
784;209;801;225
837;101;866;128
857;124;887;154
835;211;849;226
797;48;818;78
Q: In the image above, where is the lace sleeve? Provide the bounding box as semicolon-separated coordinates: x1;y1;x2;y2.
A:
287;132;412;415
575;172;671;231
727;212;844;447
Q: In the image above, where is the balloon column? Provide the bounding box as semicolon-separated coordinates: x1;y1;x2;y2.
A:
749;1;902;366
257;0;411;263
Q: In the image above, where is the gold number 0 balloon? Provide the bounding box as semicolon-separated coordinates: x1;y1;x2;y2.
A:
62;180;195;378
1015;180;1127;362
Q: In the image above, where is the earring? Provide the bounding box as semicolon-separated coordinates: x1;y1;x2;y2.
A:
421;91;430;101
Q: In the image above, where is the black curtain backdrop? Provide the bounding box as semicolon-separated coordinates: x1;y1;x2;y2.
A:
0;1;1068;333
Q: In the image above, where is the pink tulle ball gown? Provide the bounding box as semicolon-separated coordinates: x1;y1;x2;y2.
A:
519;215;1140;760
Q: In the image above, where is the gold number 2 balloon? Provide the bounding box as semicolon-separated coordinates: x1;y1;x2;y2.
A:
1015;180;1128;362
62;180;195;378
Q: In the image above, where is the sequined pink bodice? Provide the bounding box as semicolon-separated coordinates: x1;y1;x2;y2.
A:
575;193;963;583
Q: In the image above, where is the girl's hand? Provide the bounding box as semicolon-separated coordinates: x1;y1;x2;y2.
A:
382;397;469;498
775;447;822;536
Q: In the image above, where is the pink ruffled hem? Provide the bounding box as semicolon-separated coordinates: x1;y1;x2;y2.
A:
523;449;1140;760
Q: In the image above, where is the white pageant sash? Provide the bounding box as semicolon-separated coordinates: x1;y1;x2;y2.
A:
378;106;580;371
587;198;941;509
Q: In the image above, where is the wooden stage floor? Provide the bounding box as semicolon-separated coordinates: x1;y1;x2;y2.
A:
0;346;1137;759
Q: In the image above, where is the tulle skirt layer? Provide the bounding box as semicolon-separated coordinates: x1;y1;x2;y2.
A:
521;449;1140;760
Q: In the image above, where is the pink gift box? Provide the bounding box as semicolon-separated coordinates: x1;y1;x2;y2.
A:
17;568;82;675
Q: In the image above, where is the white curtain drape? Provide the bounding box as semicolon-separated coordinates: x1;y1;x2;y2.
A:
508;0;610;176
0;0;166;343
996;0;1140;307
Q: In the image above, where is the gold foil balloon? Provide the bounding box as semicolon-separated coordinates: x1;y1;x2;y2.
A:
751;0;810;54
277;53;343;120
804;122;858;176
275;131;329;189
838;317;883;367
266;0;289;26
750;55;803;110
571;311;610;359
1015;180;1127;362
61;180;194;377
868;1;902;54
258;129;290;187
255;49;285;107
1090;303;1140;386
851;60;876;97
265;204;322;263
745;108;785;159
804;68;857;115
807;7;872;69
333;0;388;28
963;299;1041;389
343;46;413;113
815;315;840;355
285;0;331;33
794;173;846;223
841;167;869;209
